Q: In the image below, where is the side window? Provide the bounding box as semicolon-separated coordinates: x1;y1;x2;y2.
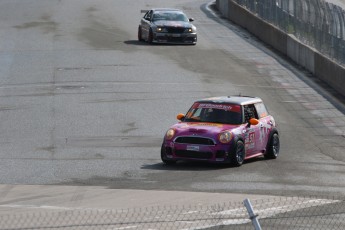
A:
144;11;152;20
187;108;202;118
185;108;202;121
255;102;269;119
243;104;258;122
193;108;202;117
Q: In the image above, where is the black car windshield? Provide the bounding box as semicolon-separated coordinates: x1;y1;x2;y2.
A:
184;103;243;125
152;12;189;22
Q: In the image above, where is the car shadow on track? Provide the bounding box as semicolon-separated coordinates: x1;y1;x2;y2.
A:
141;157;267;171
124;40;195;46
124;40;149;46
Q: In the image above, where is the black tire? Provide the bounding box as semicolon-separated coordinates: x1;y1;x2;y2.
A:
265;133;280;159
148;29;154;44
161;144;176;165
138;26;144;42
230;140;245;167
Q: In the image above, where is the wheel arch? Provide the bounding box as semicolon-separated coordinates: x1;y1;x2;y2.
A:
264;128;280;159
229;134;245;152
268;127;279;140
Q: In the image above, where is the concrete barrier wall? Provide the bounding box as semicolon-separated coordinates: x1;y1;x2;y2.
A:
216;0;228;18
225;0;287;55
216;0;345;98
315;53;345;94
287;35;315;74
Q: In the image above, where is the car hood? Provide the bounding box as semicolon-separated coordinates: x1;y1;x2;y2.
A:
153;20;191;28
171;122;241;139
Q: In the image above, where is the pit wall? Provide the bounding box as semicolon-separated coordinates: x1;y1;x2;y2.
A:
216;0;345;97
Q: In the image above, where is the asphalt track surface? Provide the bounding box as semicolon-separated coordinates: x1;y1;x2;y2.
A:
0;0;345;215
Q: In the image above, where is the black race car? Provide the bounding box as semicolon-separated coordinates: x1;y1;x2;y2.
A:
138;8;197;45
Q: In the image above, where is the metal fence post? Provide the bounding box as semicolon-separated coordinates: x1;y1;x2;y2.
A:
243;198;262;230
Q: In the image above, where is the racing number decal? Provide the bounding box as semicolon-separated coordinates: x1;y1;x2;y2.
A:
245;132;255;150
249;132;255;143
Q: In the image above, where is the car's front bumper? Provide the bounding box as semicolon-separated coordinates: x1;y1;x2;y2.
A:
162;140;231;163
153;32;197;44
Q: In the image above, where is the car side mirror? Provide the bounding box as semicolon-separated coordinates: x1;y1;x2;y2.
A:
177;113;185;121
247;118;259;127
189;18;194;22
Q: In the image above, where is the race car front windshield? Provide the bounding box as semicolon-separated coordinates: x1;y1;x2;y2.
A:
152;12;189;22
184;103;243;125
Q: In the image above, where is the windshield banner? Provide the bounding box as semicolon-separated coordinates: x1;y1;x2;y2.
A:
193;103;241;112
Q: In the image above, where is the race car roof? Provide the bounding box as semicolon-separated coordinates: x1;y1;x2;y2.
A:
152;8;181;12
141;8;182;14
195;96;262;105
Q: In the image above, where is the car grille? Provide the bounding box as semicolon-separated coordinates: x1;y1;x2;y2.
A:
175;137;215;145
175;150;213;159
167;37;184;42
167;27;185;33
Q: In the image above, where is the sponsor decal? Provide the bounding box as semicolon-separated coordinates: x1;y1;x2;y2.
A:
177;123;224;129
198;103;233;111
187;122;223;127
259;120;272;142
260;112;268;118
192;103;241;113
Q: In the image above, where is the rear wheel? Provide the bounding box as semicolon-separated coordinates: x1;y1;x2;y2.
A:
230;140;245;167
265;133;280;159
161;144;176;165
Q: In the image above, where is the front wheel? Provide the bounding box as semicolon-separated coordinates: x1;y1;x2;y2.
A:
230;140;245;167
148;29;154;44
138;26;144;42
161;144;176;165
265;133;280;159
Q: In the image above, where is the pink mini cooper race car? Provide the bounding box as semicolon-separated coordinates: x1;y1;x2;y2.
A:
161;96;280;166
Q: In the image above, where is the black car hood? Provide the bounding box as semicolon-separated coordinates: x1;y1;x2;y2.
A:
153;20;191;28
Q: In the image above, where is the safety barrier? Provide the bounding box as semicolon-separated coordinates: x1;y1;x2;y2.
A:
216;0;345;98
0;196;344;229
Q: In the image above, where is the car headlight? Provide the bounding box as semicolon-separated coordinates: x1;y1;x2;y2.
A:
156;27;167;32
218;131;233;144
185;27;196;33
166;129;175;140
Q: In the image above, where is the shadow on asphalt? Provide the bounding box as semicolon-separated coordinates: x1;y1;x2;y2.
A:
141;157;266;171
124;40;196;46
124;40;149;46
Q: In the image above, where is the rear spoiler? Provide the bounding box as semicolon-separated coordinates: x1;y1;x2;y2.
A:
140;10;149;13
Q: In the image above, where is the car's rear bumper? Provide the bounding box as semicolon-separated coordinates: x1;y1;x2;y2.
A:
153;32;197;44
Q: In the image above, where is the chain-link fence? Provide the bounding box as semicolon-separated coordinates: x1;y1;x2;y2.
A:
233;0;345;65
0;196;344;229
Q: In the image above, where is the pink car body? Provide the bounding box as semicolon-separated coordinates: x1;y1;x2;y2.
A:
161;96;280;166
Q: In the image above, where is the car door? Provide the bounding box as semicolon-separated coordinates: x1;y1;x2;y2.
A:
243;104;262;156
254;102;272;152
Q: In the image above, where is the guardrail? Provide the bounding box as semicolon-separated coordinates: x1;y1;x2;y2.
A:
216;0;345;98
233;0;345;65
0;196;344;229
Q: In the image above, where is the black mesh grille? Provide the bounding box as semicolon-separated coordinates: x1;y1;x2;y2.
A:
167;27;185;33
175;137;215;145
216;150;226;158
175;150;213;159
168;37;184;42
